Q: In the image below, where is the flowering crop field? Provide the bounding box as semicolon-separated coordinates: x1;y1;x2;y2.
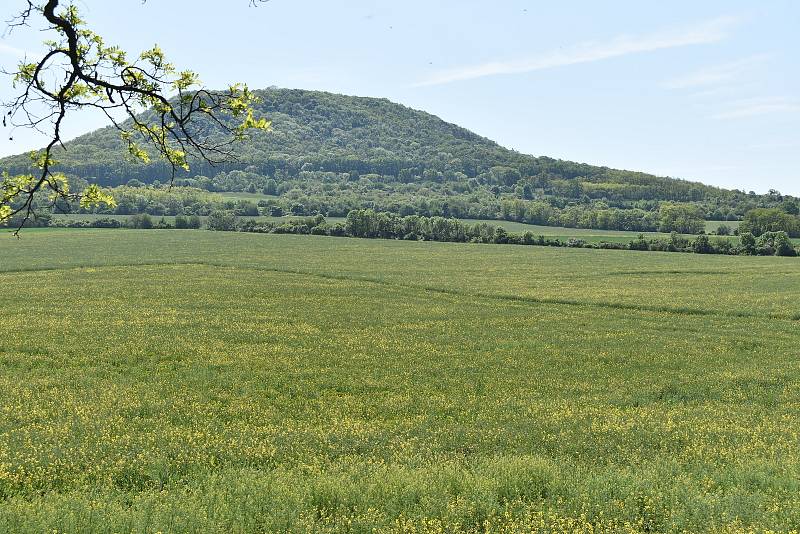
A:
1;230;799;533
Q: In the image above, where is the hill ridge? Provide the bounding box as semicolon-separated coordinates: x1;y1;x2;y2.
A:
3;87;795;228
0;87;726;193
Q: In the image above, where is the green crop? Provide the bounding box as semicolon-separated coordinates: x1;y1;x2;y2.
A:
1;230;799;532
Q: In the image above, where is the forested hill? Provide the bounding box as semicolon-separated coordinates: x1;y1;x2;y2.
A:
3;88;731;198
2;88;796;227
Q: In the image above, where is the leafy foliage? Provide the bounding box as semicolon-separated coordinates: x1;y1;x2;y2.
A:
740;208;800;237
1;0;269;231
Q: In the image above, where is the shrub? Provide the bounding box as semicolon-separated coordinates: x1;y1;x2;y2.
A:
691;235;712;254
739;232;756;255
647;239;671;252
668;232;689;252
128;214;153;229
712;238;734;255
234;202;259;217
753;232;793;256
207;211;237;231
629;235;649;251
774;232;796;257
522;232;535;245
90;218;122;229
506;233;522;245
492;227;508;244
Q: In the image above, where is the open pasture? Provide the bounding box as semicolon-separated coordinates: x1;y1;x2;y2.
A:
1;230;799;533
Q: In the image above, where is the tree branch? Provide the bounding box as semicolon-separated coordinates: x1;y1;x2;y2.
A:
1;0;271;234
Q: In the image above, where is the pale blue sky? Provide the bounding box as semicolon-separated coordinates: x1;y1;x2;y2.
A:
1;1;798;194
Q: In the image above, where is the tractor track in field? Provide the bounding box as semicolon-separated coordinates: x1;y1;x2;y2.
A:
3;260;798;323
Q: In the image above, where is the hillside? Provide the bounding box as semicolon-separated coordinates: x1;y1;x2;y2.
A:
2;88;796;227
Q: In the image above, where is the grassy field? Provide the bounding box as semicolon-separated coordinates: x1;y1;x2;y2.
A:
706;220;740;233
219;191;280;202
1;231;799;532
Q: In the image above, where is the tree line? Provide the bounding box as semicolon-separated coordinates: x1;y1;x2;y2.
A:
14;207;795;257
740;207;800;238
201;210;796;257
9;180;800;241
20;180;762;236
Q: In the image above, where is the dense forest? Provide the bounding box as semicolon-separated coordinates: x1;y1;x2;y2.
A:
2;88;798;234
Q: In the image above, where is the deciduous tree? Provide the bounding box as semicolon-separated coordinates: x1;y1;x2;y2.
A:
1;0;271;233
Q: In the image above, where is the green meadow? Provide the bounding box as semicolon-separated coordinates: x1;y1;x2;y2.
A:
1;230;799;533
219;191;280;202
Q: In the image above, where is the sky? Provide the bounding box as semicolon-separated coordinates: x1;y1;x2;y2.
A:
1;0;798;195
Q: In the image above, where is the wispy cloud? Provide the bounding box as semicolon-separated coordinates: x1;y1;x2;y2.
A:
665;54;769;89
0;41;29;59
414;15;741;87
711;97;800;120
747;140;800;151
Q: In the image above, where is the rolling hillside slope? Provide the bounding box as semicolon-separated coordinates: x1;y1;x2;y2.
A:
3;88;795;228
2;88;740;201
